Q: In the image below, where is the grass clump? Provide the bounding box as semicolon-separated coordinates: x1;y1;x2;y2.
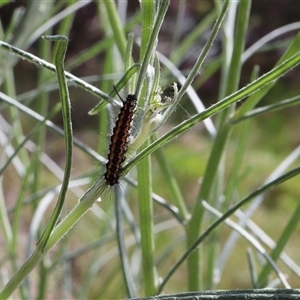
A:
1;1;300;299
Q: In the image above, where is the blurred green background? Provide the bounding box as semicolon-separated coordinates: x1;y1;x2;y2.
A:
0;1;300;299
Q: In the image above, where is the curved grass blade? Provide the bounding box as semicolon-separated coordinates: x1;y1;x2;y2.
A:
37;35;72;251
157;166;300;293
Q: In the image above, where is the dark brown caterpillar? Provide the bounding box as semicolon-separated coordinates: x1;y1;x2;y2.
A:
104;90;137;186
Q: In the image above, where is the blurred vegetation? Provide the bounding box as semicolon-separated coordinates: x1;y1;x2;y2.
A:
0;1;300;299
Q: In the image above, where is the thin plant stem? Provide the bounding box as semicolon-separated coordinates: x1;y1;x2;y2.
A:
37;35;73;250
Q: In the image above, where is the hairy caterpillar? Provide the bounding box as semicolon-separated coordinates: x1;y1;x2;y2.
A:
104;90;137;186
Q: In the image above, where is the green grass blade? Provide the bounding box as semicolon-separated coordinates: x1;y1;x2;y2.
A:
203;201;290;288
258;202;300;286
88;63;140;115
202;201;291;288
0;181;102;298
224;120;252;205
158;166;300;293
0;91;106;165
170;9;218;65
115;190;137;298
66;13;141;71
135;0;170;98
234;30;300;120
103;0;127;58
0;178;13;252
162;0;230;125
136;1;157;294
0;104;60;175
0;40;111;102
231;95;300;123
37;35;72;250
153;144;189;221
124;49;300;180
242;22;300;63
136;1;170;296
